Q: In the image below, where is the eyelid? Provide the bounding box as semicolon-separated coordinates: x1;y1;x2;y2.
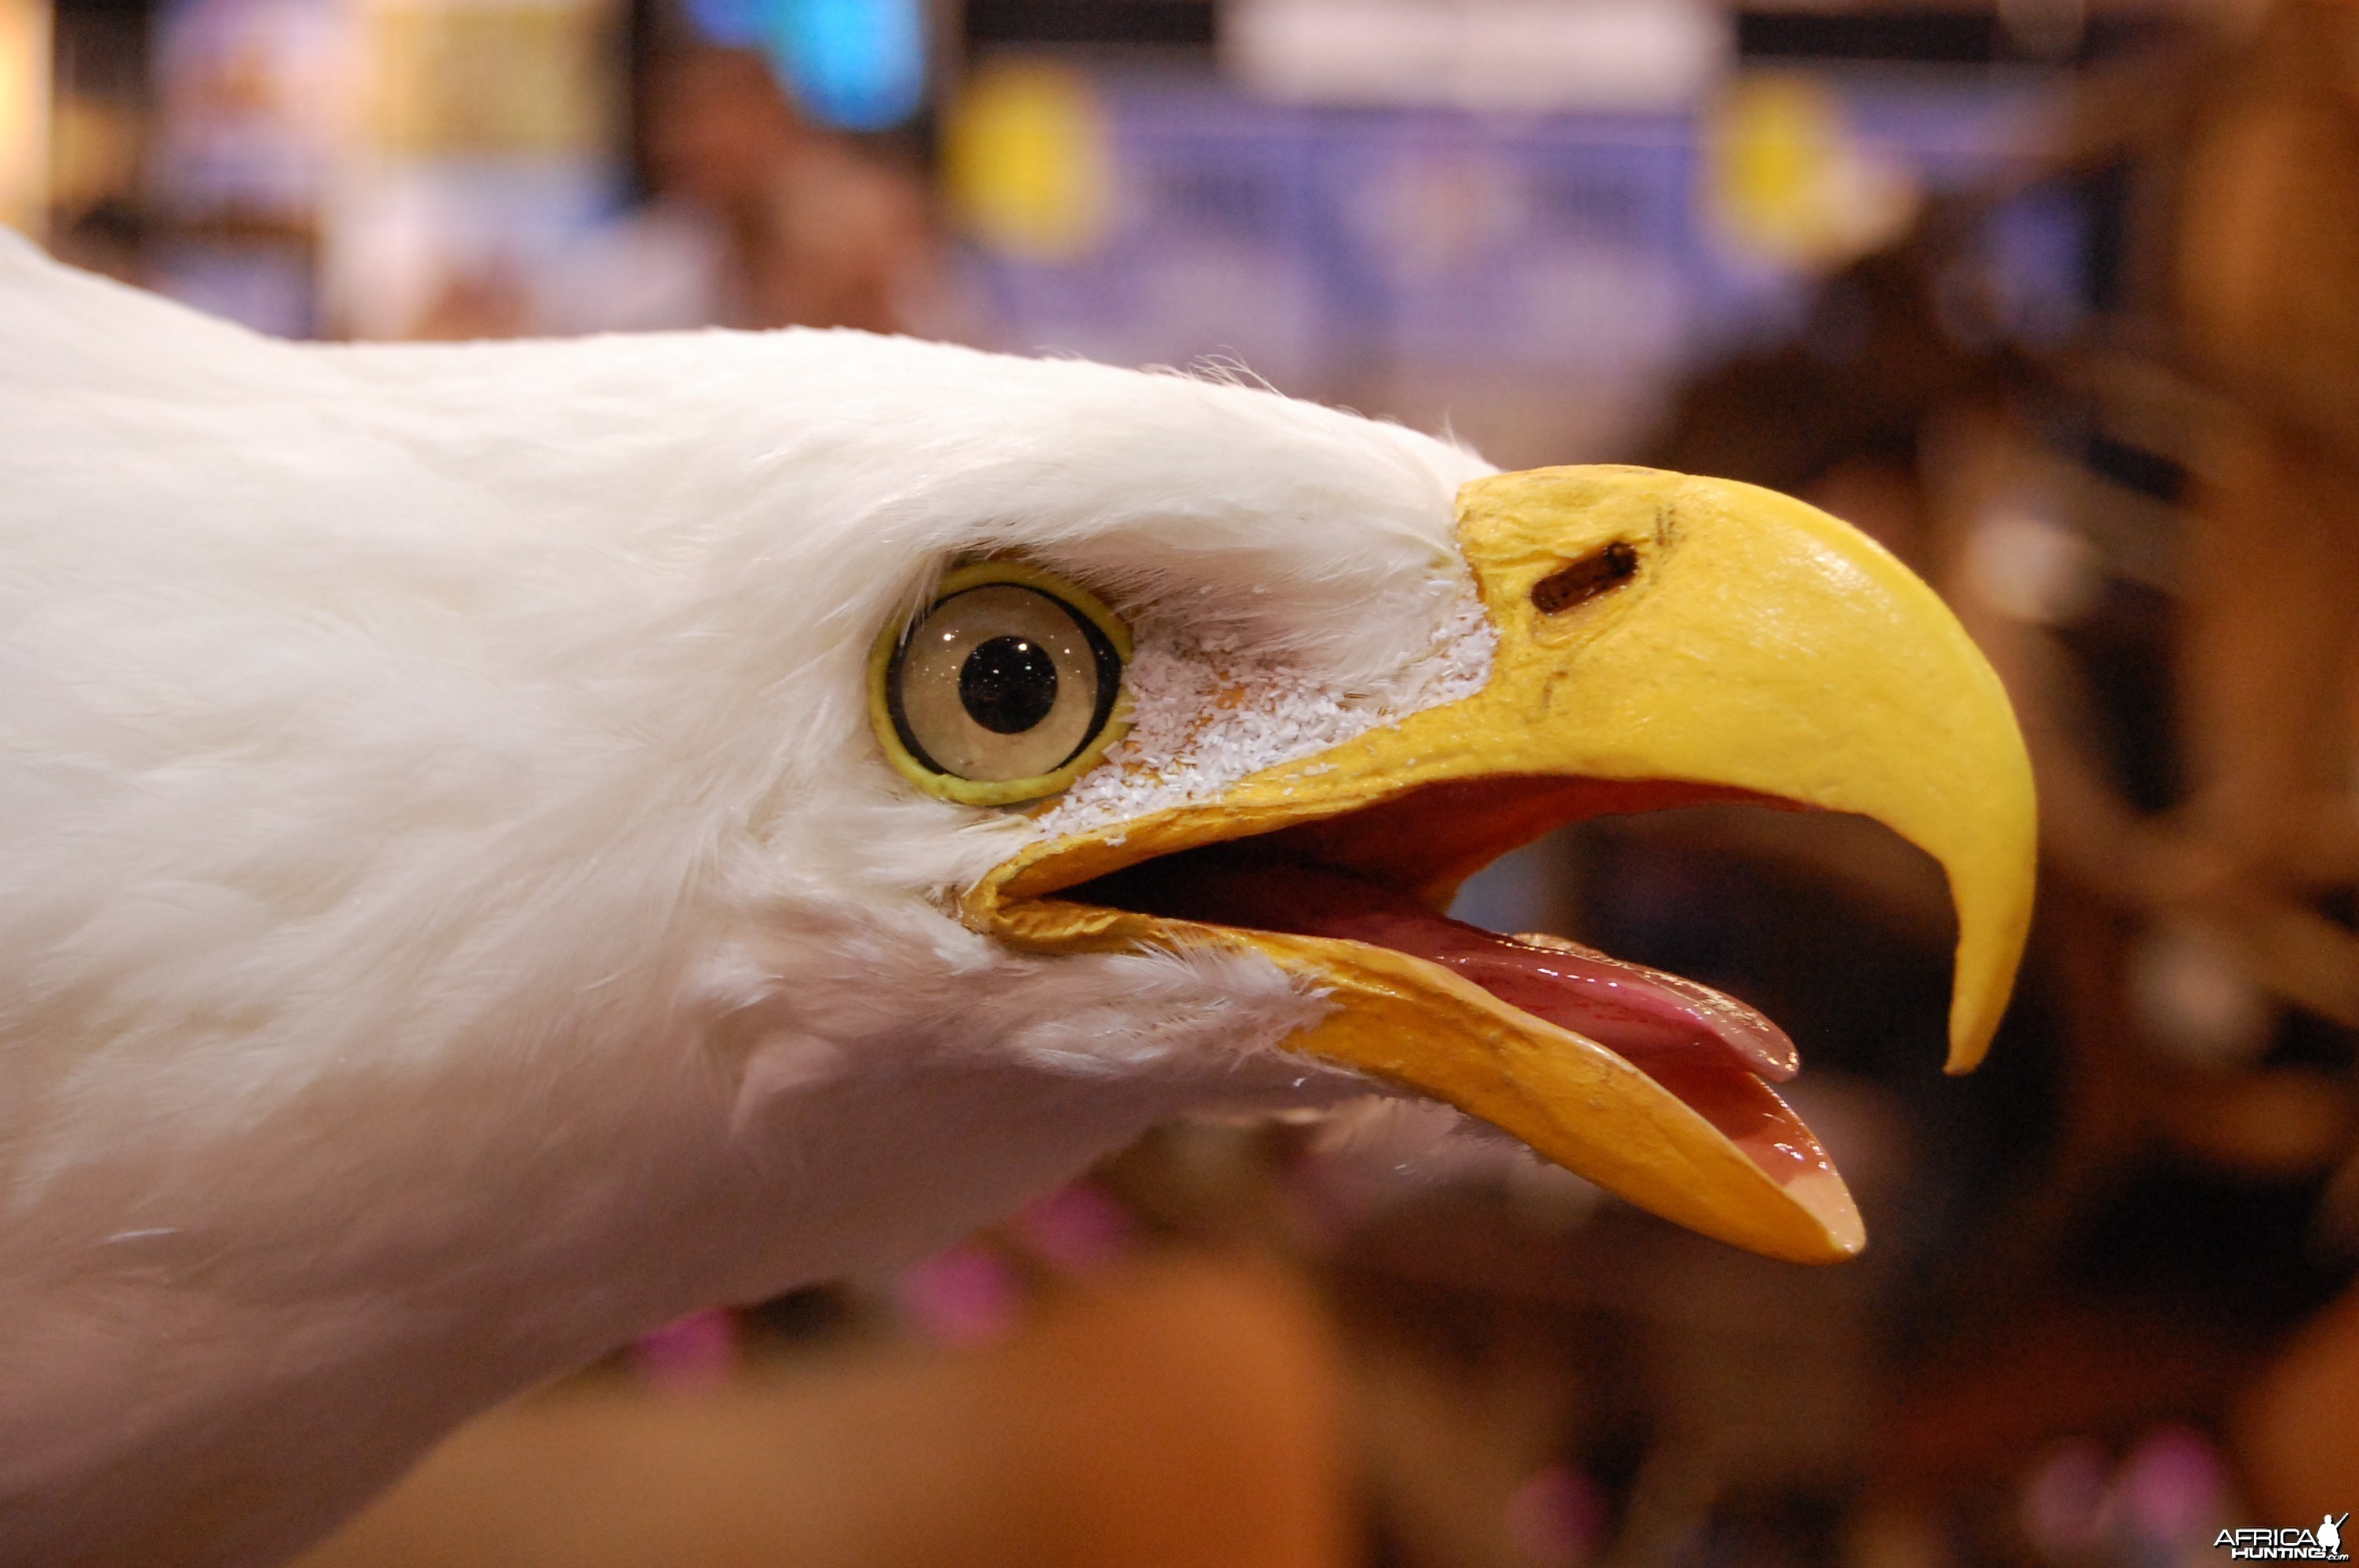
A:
867;561;1133;807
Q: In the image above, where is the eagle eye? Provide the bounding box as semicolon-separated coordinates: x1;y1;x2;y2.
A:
869;562;1132;806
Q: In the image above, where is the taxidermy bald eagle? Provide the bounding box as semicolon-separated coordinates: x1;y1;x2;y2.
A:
0;233;2035;1566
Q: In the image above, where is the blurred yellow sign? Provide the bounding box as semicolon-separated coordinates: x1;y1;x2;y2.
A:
362;0;611;159
1705;74;1918;270
0;0;49;234
943;61;1111;263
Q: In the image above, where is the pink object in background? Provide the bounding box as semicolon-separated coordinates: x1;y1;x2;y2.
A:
2115;1424;2228;1547
1013;1181;1133;1274
629;1307;740;1392
2021;1437;2112;1557
896;1243;1024;1348
1505;1463;1606;1566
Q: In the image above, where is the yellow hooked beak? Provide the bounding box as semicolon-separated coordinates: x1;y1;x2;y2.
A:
967;466;2036;1264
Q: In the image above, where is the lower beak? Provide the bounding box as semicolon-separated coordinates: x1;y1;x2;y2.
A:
968;466;2037;1264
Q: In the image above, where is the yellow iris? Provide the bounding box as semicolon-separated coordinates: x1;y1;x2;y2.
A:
869;561;1134;808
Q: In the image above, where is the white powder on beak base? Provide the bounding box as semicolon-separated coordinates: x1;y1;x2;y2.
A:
1031;592;1498;840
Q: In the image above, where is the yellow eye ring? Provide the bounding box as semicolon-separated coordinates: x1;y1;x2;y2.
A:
868;561;1133;806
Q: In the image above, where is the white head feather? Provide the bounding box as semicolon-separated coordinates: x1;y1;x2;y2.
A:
0;234;1496;1563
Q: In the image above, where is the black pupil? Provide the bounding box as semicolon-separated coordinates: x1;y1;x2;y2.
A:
960;635;1060;734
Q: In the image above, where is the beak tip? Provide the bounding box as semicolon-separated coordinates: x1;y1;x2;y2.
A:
1778;1167;1867;1263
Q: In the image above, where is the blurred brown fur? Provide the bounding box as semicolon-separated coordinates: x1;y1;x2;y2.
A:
642;47;939;336
301;1251;1350;1568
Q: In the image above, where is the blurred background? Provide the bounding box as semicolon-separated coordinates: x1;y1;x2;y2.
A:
10;0;2359;1562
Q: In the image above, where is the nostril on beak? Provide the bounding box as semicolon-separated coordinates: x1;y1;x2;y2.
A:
1532;540;1639;614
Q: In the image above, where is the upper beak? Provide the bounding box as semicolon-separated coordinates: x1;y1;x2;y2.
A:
966;466;2037;1265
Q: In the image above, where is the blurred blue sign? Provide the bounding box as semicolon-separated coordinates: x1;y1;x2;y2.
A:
685;0;925;131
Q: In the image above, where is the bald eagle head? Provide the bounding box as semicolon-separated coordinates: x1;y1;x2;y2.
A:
0;237;2034;1566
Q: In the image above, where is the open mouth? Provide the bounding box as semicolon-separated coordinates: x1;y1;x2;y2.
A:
1065;784;1830;1192
961;466;2036;1265
976;773;1866;1258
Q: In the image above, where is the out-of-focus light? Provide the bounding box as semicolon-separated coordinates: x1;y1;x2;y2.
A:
358;0;614;161
1225;0;1727;113
2114;1425;2228;1549
689;0;927;131
1704;74;1920;268
1505;1465;1607;1567
2021;1439;2113;1559
1962;506;2097;626
942;60;1110;263
895;1242;1024;1347
773;0;925;130
0;0;49;234
2128;923;2277;1069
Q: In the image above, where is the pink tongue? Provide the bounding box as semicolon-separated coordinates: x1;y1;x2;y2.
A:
1132;858;1798;1082
1100;856;1830;1187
